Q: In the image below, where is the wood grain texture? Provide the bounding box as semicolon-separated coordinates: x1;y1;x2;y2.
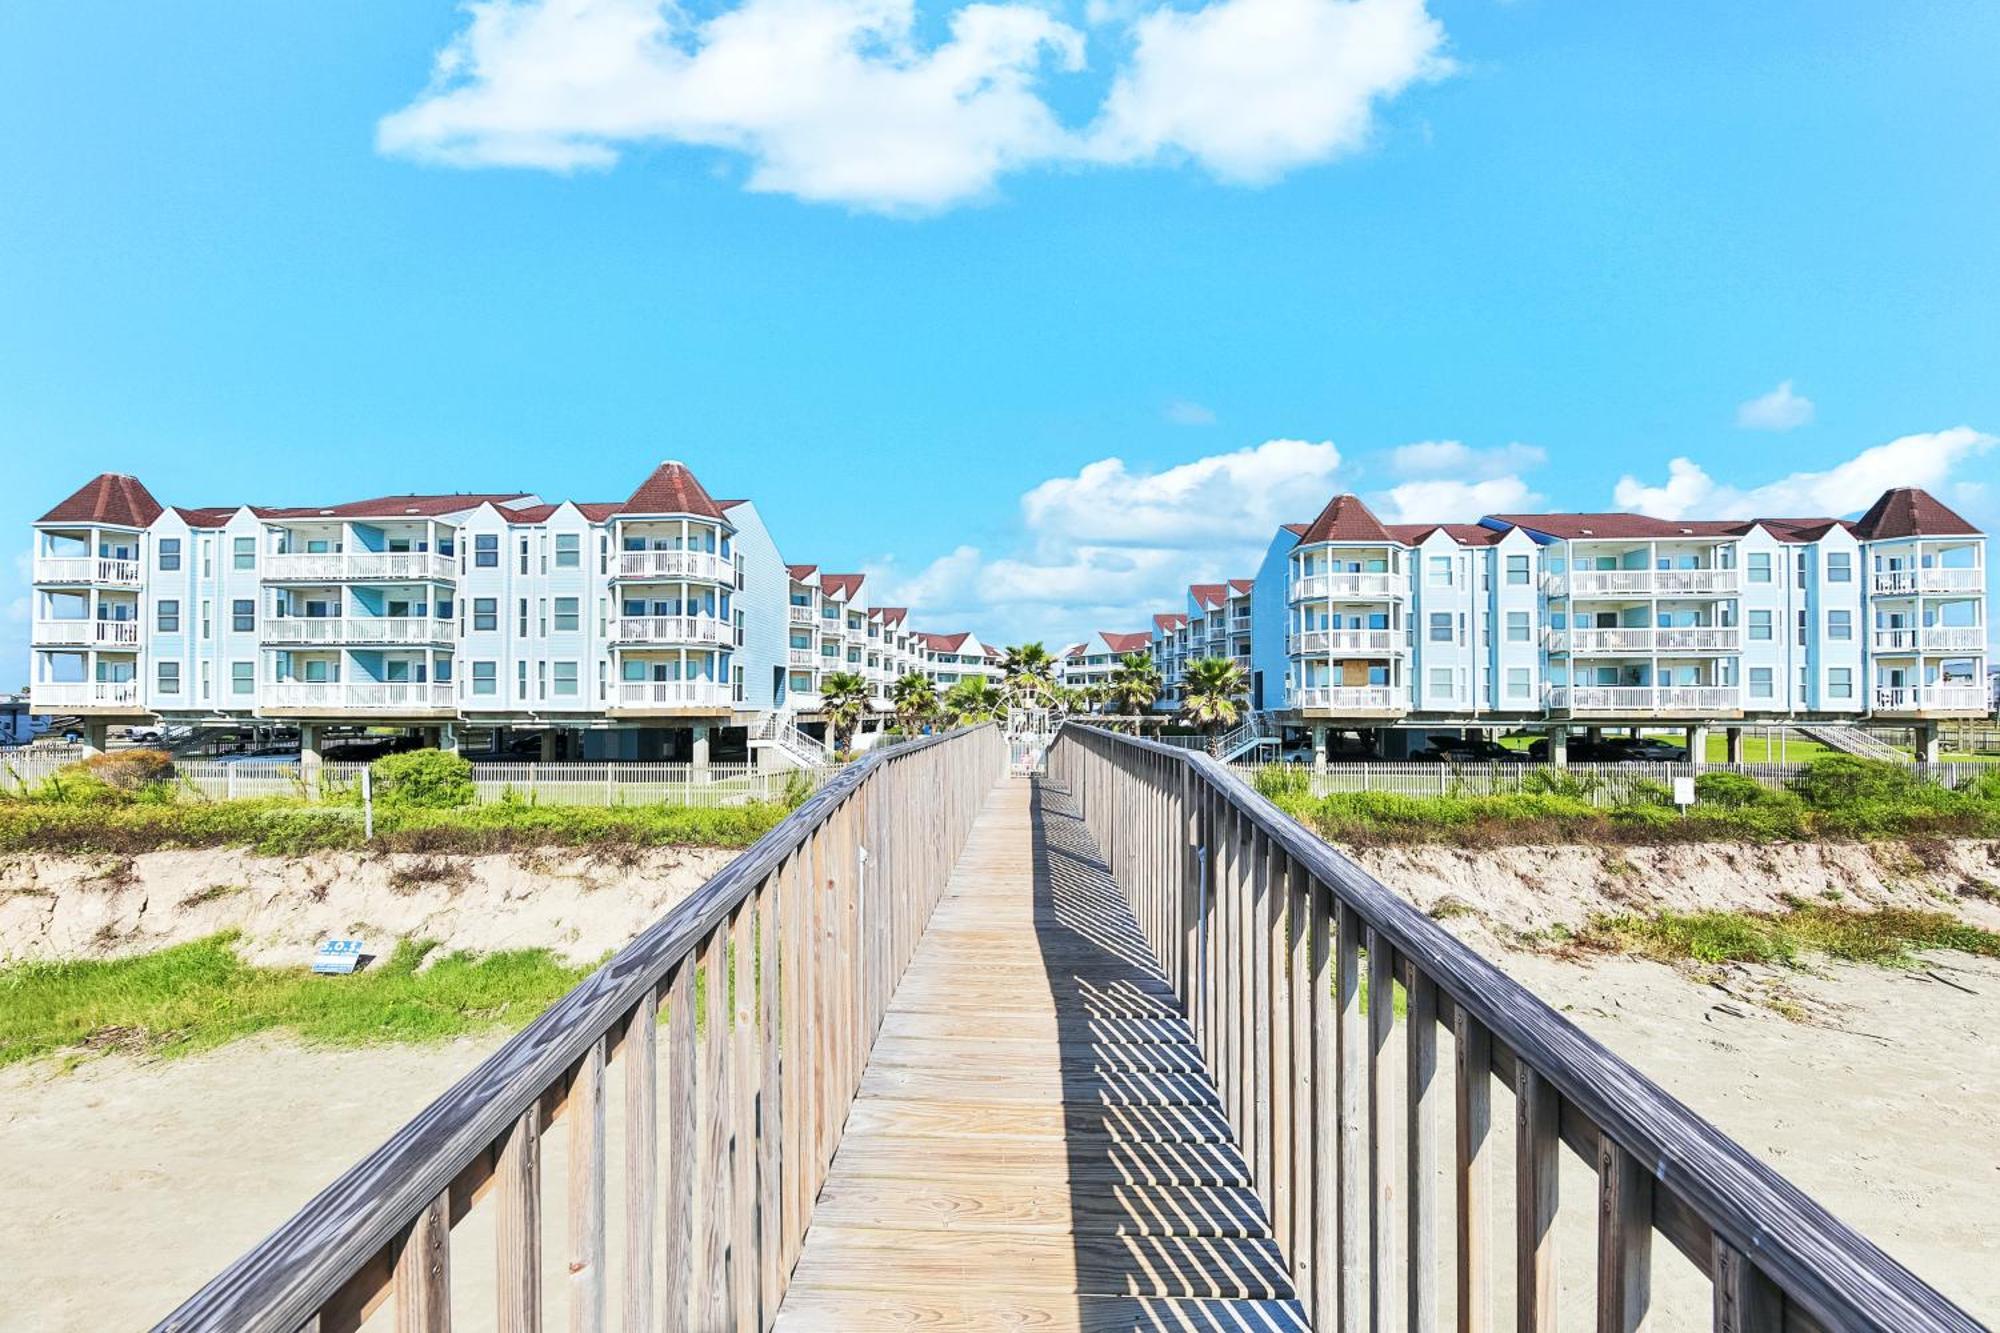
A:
565;1041;604;1333
391;1191;449;1333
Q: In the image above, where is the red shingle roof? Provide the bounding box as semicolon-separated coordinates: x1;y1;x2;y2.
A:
787;564;818;582
1102;631;1152;654
173;506;235;529
920;631;971;652
1297;493;1392;544
819;573;865;601
1189;583;1227;610
39;473;164;527
1850;487;1982;540
1487;512;1748;540
1386;522;1508;546
1153;612;1188;631
1227;578;1254;595
254;493;532;520
618;461;725;518
871;606;908;626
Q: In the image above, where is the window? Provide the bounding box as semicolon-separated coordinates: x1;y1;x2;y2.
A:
554;597;579;632
157;599;180;633
1797;610;1807;646
1748;610;1772;641
473;661;498;696
201;600;212;639
475;534;498;568
233;536;256;570
1428;667;1453;699
1506;667;1531;699
1826;551;1852;583
1506;611;1530;643
1427;555;1453;587
519;599;529;637
1505;554;1529;585
158;538;182;572
554;533;581;569
519;539;530;575
1828;609;1852;640
1747;552;1771;584
303;659;330;683
231;661;254;696
553;661;579;696
473;598;497;632
157;661;181;694
518;660;529;700
1829;667;1853;700
1428;612;1453;643
231;599;255;633
1749;667;1774;699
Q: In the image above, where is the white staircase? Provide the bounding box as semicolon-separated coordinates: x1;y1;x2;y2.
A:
1794;723;1909;763
753;712;828;770
1213;712;1282;763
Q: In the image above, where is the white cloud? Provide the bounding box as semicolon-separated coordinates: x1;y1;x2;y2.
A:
1020;437;1341;550
379;0;1450;211
1163;399;1217;426
1735;379;1815;432
1386;439;1544;480
1372;475;1541;524
1613;427;1997;520
1088;0;1449;183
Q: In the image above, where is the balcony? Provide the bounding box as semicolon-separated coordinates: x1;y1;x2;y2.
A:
1873;684;1987;713
788;648;819;668
614;550;732;583
262;681;456;712
1562;627;1740;654
34;556;142;586
263;617;457;646
1291;629;1398;655
29;680;143;711
33;619;141;647
1290;573;1397;601
1293;685;1404;713
1871;568;1983;595
612;616;731;647
789;606;816;624
613;680;734;710
1564;569;1739;597
1872;626;1985;654
1547;686;1740;713
264;552;456;582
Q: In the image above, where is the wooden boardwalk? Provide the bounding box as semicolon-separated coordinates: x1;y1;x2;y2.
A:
776;779;1306;1331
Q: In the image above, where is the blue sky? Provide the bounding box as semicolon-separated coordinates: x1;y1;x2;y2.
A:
3;0;1996;674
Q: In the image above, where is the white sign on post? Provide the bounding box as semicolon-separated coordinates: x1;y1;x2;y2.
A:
313;939;366;975
1672;775;1696;810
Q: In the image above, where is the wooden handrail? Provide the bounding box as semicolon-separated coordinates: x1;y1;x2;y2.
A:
1050;725;1982;1333
157;724;1006;1333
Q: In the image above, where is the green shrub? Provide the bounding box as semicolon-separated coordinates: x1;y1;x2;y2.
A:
71;748;177;793
1253;765;1311;802
370;748;475;809
1788;756;1934;809
1692;770;1774;808
1521;768;1599;800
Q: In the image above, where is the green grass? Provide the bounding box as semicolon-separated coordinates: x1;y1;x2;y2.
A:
0;932;594;1067
1574;904;2000;969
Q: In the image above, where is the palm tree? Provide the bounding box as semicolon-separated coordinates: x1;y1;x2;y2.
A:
942;677;1003;727
999;642;1055;705
819;670;871;752
1108;653;1162;727
1179;656;1248;741
891;672;938;733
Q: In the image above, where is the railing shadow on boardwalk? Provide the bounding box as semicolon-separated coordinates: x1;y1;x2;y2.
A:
1030;778;1311;1330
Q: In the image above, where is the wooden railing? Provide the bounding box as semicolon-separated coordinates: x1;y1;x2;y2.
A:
1048;725;1980;1333
156;724;1005;1333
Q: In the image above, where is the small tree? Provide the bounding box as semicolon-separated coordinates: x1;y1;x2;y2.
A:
820;671;871;752
1179;656;1248;741
370;748;476;808
891;672;938;733
942;677;1003;726
999;643;1055;707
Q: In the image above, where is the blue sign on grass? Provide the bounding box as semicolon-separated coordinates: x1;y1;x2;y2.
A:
313;938;366;975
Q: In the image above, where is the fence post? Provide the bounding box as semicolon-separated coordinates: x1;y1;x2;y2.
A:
362;768;374;842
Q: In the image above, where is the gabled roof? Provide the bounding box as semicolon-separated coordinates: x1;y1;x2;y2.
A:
1850;487;1982;540
820;573;865;601
173;506;236;529
1153;612;1188;631
1297;493;1393;544
1282;522;1310;538
1227;578;1254;595
787;564;818;582
1101;631;1152;654
39;473;165;527
1189;583;1228;610
1387;522;1507;546
256;493;533;520
618;461;725;519
920;631;971;653
871;606;908;627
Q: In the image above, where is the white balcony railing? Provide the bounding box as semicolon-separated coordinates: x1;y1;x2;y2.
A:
264;552;457;582
612;616;731;646
1873;684;1987;712
614;680;734;709
614;550;733;583
32;619;141;647
29;680;143;709
788;648;819;667
1292;629;1400;655
262;617;457;646
1563;626;1741;654
1564;569;1739;598
1872;625;1985;653
262;681;455;711
788;606;816;624
1293;685;1403;712
1872;568;1984;595
1290;573;1398;602
33;556;142;586
1547;686;1741;713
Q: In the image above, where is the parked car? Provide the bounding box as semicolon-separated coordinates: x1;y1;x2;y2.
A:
1603;737;1687;762
1412;737;1528;763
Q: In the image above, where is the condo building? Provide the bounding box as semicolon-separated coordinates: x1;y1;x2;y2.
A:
1143;486;1986;760
26;461;985;761
1058;631;1153;695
